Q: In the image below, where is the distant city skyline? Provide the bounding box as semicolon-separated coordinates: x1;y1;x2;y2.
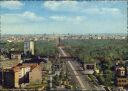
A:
0;1;127;34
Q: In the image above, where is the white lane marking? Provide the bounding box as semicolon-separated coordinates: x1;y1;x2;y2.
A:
59;47;86;89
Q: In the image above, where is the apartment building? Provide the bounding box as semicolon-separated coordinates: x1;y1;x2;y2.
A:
0;63;42;88
115;66;128;88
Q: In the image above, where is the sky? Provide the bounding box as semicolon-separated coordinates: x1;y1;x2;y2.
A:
0;1;127;34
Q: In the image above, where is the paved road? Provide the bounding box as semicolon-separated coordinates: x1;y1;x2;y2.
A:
59;47;86;90
59;47;105;90
70;60;105;90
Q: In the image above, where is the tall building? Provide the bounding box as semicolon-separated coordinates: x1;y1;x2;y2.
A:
24;41;30;55
127;30;128;43
30;41;34;55
56;37;61;46
24;40;34;55
0;31;1;54
0;30;1;43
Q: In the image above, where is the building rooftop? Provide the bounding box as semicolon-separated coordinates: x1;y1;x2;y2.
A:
9;51;22;54
116;66;125;71
12;63;38;72
0;59;20;69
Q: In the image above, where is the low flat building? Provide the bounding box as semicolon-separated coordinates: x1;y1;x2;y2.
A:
115;66;126;77
84;63;96;74
9;51;22;60
84;62;96;69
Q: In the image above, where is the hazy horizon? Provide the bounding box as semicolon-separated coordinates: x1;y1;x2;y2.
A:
1;32;127;35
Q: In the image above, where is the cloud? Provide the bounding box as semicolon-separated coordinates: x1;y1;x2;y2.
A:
43;1;122;16
1;11;44;25
1;11;45;34
101;8;121;15
43;1;78;11
49;16;66;21
49;15;86;23
2;11;85;25
22;11;44;21
0;1;23;9
82;7;121;15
